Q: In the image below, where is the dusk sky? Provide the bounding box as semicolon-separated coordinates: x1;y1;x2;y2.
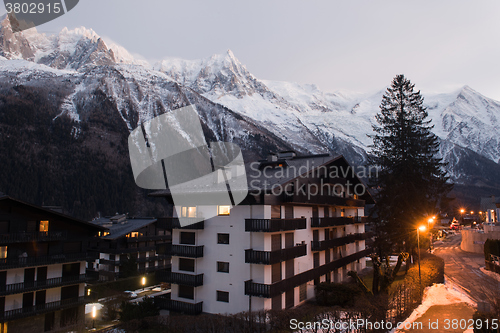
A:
3;0;500;99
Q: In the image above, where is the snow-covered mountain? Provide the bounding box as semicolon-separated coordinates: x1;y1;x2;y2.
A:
1;15;499;193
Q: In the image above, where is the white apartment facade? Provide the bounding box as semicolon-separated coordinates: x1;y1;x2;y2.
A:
153;153;373;315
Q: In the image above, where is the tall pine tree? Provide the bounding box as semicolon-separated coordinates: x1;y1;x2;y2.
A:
369;74;452;255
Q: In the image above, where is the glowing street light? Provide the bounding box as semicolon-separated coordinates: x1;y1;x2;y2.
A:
427;218;435;251
92;305;97;329
417;225;426;296
142;276;146;291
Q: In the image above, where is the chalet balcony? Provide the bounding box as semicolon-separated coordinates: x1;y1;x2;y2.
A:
0;231;68;244
245;248;372;298
311;217;355;228
126;234;172;242
245;244;307;265
0;274;88;296
311;234;363;251
167;244;204;258
0;296;88;322
154;295;203;315
159;218;205;230
156;271;203;287
282;191;365;207
245;218;306;232
0;253;87;269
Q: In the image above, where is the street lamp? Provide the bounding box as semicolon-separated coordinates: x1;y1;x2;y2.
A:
92;305;97;329
417;225;426;297
142;276;146;291
460;208;465;224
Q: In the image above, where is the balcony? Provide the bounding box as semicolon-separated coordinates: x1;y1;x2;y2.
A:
0;274;88;296
160;218;205;230
245;244;307;265
0;296;88;322
311;233;370;251
126;234;172;242
167;244;204;258
156;271;203;287
245;248;372;298
245;218;306;232
311;217;354;228
0;231;68;244
282;191;365;207
0;253;87;269
154;295;203;315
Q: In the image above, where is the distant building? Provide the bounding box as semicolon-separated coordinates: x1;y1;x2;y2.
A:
151;153;374;315
480;196;498;223
0;195;104;333
87;214;171;281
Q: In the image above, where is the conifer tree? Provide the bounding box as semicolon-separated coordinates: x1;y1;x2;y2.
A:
369;74;452;255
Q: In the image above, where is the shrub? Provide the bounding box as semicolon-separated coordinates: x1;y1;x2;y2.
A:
315;282;364;307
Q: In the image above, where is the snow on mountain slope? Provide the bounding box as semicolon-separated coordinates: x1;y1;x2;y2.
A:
1;20;499;185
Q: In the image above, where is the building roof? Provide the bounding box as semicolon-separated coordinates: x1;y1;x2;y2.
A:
0;195;106;231
149;153;374;203
89;215;157;240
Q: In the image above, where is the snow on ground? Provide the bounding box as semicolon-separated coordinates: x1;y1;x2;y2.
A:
479;267;500;282
391;280;476;333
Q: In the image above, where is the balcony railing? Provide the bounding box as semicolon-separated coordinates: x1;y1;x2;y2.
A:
167;244;204;258
154;295;203;315
311;234;358;251
0;231;68;244
0;274;88;296
0;296;88;322
159;218;205;230
0;253;87;269
245;248;372;298
245;218;306;232
245;244;307;265
126;235;172;242
156;271;203;287
311;217;355;228
282;191;365;207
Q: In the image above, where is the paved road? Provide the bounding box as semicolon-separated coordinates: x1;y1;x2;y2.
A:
433;231;500;307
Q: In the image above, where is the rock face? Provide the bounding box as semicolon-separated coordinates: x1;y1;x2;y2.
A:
0;18;499;215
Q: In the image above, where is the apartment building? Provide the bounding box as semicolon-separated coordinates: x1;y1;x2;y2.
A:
152;152;374;315
0;195;104;333
87;214;171;281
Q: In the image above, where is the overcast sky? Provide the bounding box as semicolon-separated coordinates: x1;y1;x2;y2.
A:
3;1;500;100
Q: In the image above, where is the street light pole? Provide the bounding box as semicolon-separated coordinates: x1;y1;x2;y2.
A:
417;225;426;298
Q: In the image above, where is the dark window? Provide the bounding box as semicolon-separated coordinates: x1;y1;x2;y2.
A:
217;233;229;244
178;285;194;299
285;289;294;308
27;221;36;233
179;258;195;272
217;261;229;273
0;221;9;234
109;254;115;261
180;232;195;245
271;206;281;219
44;312;55;332
62;263;80;278
216;290;229;303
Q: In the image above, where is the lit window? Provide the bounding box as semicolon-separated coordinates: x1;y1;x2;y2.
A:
0;246;7;259
181;206;197;218
217;205;231;216
131;232;139;238
103;232;110;236
39;221;49;232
